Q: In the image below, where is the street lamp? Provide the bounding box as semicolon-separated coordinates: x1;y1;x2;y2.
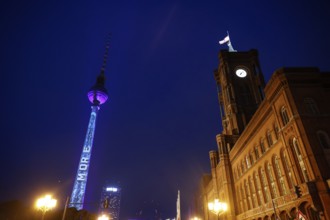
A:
208;199;227;219
191;217;201;220
98;214;110;220
35;194;57;220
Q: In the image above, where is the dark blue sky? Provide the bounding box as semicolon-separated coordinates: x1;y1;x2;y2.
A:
1;0;330;219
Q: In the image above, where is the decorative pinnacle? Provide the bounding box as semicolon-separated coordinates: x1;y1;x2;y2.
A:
87;34;111;106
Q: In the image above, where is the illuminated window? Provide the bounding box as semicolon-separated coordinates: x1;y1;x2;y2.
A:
281;106;289;125
281;150;294;189
254;172;262;205
266;163;278;198
292;138;309;182
304;97;319;115
317;130;330;149
260;168;270;202
273;156;287;195
249;176;257;208
245;180;252;210
246;155;251;168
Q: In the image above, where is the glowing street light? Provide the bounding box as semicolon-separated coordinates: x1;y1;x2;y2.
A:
191;217;201;220
35;194;57;220
208;199;227;219
98;214;110;220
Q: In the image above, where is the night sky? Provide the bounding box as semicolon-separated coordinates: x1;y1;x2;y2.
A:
1;0;330;219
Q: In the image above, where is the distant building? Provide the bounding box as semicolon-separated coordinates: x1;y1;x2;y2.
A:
99;184;122;220
195;49;330;220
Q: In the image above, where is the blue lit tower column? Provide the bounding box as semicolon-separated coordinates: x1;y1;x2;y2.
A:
69;42;109;210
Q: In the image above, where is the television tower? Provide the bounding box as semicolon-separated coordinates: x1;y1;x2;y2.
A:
69;39;110;210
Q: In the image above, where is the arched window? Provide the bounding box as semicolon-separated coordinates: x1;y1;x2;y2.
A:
260;138;266;154
240;184;247;211
249;176;257;208
267;130;273;146
273;155;287;195
246;155;251;169
259;168;270;203
266;162;278;198
317;130;330;149
244;180;252;210
255;146;260;159
281;106;289;125
304;97;319;115
253;171;262;205
281;150;294;189
292;138;310;182
237;186;243;213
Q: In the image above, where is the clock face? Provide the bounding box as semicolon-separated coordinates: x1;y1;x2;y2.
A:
235;68;247;78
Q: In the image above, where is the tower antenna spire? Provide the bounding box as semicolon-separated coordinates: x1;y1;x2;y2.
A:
100;33;111;76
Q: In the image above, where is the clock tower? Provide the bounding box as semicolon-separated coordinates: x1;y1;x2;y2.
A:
214;49;265;136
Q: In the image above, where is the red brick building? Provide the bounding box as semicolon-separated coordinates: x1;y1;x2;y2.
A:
196;50;330;220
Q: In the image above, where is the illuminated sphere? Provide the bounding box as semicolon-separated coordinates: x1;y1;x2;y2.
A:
88;88;108;105
87;73;108;105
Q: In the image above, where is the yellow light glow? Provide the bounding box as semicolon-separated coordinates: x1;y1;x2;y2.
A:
98;214;110;220
208;199;228;215
35;194;57;211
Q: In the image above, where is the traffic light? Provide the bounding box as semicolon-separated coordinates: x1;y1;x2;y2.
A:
294;185;302;198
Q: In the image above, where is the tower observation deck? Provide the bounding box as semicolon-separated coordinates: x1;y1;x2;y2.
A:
69;40;110;210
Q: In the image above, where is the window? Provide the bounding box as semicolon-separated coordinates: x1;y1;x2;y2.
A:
249;176;257;208
266;162;278;198
255;146;260;159
273;156;287;195
246;155;251;168
317;130;330;149
292;138;310;182
260;138;266;154
250;152;255;165
281;150;294;189
260;168;270;202
241;160;246;173
281;106;289;125
267;130;273;146
245;180;252;210
304;97;319;115
254;172;262;205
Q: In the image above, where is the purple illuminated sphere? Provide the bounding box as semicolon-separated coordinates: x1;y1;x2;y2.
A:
87;89;108;105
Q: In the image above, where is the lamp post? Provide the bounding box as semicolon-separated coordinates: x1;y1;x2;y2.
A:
35;195;57;220
208;199;227;220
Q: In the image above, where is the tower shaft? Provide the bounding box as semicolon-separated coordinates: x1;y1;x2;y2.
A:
70;105;99;210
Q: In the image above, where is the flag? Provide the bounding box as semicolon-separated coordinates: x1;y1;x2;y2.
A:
219;35;230;44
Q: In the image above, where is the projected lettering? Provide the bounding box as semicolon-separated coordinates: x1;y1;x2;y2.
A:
69;106;99;210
